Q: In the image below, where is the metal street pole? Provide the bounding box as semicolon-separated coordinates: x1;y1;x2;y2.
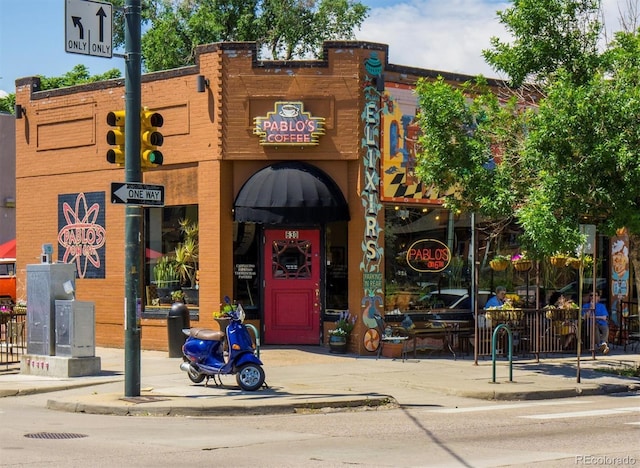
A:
124;0;142;397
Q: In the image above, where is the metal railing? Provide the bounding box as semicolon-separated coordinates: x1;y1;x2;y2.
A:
472;308;601;362
0;311;27;369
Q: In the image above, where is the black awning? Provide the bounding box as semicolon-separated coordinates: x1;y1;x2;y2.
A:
234;162;350;224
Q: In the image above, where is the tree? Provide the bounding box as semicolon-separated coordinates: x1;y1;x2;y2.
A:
415;0;640;300
111;0;369;72
0;65;121;115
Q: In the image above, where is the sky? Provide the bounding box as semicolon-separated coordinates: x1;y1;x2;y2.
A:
0;0;634;96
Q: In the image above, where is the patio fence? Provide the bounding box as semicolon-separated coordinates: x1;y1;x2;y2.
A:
471;308;602;361
0;311;27;369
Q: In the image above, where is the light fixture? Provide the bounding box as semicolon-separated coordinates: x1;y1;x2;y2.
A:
196;75;209;93
15;104;26;119
397;209;409;220
4;197;15;208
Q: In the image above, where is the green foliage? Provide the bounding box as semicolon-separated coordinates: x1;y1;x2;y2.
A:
38;65;121;90
414;0;640;260
174;219;199;288
0;93;15;114
111;0;368;72
171;289;185;302
153;256;180;287
414;76;529;222
483;0;602;87
0;65;121;113
330;311;355;336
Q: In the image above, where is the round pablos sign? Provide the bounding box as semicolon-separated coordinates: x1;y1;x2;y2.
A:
405;239;451;272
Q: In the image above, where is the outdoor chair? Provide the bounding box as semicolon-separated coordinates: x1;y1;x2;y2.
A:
373;313;410;361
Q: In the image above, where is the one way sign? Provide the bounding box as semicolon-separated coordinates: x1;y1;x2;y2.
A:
111;182;165;207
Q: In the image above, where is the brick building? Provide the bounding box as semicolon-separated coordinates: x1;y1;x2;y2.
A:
14;41;497;354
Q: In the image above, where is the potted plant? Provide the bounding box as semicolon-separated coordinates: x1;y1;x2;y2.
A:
174;218;199;305
489;254;510;271
171;289;185;303
213;298;236;329
153;256;180;304
328;311;355;354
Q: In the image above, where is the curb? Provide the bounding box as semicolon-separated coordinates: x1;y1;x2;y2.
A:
46;394;397;417
452;382;640;401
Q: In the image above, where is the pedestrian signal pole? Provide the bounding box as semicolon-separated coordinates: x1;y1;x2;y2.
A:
124;0;142;397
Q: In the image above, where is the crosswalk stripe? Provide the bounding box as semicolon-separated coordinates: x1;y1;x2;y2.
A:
522;407;640;419
429;400;592;413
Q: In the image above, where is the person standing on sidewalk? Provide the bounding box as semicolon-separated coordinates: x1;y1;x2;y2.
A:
582;291;610;354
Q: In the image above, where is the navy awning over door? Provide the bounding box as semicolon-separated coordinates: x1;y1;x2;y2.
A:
234;162;350;224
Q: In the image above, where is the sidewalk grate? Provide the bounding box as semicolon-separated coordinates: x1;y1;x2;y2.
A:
119;395;171;404
24;432;88;440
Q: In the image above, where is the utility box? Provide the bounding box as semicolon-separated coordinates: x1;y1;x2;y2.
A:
55;300;95;357
26;263;76;355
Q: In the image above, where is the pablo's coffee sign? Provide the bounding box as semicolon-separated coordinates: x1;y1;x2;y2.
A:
406;239;451;272
254;101;325;146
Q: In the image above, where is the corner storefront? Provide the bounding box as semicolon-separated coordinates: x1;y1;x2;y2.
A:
16;41;617;355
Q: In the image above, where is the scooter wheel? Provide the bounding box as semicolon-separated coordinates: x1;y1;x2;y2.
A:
187;365;206;384
236;363;265;391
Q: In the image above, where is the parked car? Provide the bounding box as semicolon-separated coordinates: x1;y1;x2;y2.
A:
417;288;492;310
559;278;607;302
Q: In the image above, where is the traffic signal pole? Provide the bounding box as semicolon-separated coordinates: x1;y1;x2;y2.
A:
124;0;142;397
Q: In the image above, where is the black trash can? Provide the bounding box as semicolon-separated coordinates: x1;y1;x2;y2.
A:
167;302;191;358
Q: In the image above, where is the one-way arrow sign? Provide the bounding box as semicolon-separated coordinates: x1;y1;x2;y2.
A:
111;182;165;207
65;0;112;58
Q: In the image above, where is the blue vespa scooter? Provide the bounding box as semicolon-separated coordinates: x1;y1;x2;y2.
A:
179;298;266;391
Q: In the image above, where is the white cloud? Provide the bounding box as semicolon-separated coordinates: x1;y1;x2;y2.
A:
357;0;511;79
357;0;635;80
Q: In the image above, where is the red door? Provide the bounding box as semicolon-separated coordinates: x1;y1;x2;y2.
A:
264;229;321;344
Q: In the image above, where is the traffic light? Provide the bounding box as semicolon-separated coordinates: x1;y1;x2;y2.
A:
106;110;125;165
140;109;164;168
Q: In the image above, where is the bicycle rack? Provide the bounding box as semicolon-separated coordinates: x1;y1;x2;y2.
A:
245;323;261;359
491;323;513;383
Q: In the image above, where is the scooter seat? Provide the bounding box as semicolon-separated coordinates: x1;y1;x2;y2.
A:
190;328;225;341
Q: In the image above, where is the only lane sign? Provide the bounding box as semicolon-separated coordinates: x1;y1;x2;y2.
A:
111;182;165;207
65;0;112;58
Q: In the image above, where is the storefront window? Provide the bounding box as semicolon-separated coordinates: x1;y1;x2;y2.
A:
384;205;471;311
145;205;198;307
272;240;312;279
326;222;348;311
233;222;259;317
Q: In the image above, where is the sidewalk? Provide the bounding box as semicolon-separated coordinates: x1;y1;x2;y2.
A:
1;345;639;416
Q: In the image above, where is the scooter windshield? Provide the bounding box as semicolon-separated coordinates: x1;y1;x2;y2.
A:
234;303;246;323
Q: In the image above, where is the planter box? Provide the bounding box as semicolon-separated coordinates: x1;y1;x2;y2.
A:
381;341;404;358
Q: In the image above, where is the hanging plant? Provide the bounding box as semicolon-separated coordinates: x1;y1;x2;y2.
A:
549;253;568;268
511;252;532;271
489;254;510;271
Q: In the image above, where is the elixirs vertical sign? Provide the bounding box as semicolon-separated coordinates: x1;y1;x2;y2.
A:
65;0;113;58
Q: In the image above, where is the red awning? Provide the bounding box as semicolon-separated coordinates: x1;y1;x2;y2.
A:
0;239;16;258
146;248;163;259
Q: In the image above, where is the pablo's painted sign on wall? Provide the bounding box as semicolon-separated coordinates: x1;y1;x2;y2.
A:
406;239;451;272
254;101;325;145
57;192;106;279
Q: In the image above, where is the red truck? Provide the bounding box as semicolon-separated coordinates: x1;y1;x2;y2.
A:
0;258;16;303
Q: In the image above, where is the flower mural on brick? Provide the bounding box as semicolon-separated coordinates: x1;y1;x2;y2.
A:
58;192;106;279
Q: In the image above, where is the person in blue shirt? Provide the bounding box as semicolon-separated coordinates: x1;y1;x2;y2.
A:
582;291;609;354
485;286;507;308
